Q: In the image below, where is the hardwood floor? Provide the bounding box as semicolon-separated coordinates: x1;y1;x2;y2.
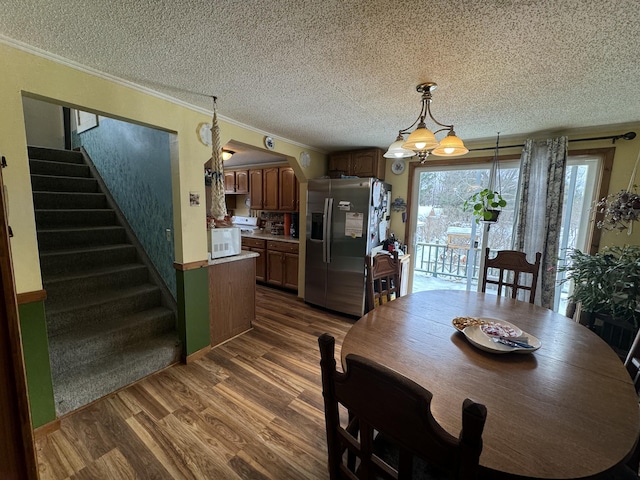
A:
36;285;355;479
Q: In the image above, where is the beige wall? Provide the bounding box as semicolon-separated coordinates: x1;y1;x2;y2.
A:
21;97;65;149
0;42;324;294
383;127;640;250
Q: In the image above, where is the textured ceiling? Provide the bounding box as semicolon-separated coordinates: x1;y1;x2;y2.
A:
2;0;640;153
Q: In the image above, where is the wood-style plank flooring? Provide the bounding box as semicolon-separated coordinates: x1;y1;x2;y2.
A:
36;285;355;479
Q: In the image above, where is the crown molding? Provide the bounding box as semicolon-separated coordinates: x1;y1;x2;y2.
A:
0;34;324;153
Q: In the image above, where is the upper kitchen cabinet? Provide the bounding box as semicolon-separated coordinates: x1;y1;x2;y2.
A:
279;167;298;211
328;148;385;180
224;169;249;194
249;169;263;209
250;166;298;212
263;167;280;211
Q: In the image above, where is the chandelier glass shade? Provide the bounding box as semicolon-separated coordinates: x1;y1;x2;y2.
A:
431;130;468;156
385;82;468;163
383;134;416;158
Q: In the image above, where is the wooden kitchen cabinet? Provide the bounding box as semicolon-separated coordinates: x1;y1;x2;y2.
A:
224;169;249;194
279;167;298;211
247;165;299;212
266;240;299;291
328;152;351;178
249;169;263;209
328;148;385;180
241;237;266;282
224;171;235;193
263;167;279;211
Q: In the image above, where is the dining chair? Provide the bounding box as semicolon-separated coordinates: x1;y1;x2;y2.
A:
481;248;542;304
365;251;401;311
318;333;487;479
624;328;640;393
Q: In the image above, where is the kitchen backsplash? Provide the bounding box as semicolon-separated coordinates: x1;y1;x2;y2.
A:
261;212;285;235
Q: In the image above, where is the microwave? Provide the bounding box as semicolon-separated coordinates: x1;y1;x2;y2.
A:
208;227;242;259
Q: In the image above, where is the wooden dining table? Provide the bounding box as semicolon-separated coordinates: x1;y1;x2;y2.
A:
341;290;640;479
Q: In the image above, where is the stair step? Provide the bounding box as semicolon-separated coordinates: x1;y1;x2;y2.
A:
31;174;99;193
46;283;162;337
40;244;137;276
51;332;181;416
29;159;90;178
37;225;127;251
33;191;107;209
35;208;117;228
43;264;149;299
28;146;85;164
49;307;176;376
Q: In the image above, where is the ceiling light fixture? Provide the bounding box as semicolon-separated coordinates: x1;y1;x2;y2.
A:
385;82;468;163
222;150;234;161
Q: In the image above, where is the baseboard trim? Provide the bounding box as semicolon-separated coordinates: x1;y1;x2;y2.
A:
17;289;47;305
211;328;253;349
33;418;61;440
184;344;211;364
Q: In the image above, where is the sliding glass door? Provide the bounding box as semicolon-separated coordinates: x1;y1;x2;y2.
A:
408;152;604;313
409;161;519;293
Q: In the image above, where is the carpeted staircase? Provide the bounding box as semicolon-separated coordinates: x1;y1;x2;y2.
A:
29;146;181;416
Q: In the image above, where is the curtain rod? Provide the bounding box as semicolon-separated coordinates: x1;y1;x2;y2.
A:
467;131;637;152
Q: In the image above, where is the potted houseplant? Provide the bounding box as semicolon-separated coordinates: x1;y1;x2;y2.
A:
463;189;507;224
560;245;640;356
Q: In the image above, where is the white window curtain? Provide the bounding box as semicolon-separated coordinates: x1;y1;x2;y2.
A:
514;137;568;308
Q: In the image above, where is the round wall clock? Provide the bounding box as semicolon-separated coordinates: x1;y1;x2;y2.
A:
391;158;406;175
264;136;275;150
197;123;212;146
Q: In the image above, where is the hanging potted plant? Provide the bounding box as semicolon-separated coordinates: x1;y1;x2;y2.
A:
595;152;640;235
595;186;640;234
464;189;507;224
463;133;507;224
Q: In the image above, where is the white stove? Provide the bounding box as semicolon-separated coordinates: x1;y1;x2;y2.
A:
232;215;259;233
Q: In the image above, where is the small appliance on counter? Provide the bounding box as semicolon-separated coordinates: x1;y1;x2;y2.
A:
208;227;241;260
270;223;285;235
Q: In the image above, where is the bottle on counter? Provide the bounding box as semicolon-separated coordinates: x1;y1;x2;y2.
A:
284;213;291;237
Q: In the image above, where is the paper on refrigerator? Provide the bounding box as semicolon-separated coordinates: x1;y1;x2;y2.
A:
345;212;363;237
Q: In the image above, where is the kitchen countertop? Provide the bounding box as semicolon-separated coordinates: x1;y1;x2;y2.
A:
240;231;299;244
207;250;259;266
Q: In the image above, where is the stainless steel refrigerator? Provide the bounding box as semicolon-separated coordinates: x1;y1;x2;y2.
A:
305;178;391;317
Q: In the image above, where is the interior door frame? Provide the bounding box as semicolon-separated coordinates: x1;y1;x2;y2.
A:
0;164;39;479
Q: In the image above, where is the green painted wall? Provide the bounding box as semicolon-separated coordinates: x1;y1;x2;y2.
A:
18;301;56;428
17;268;210;429
176;268;210;355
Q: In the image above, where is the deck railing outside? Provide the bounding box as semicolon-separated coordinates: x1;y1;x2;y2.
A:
414;242;482;281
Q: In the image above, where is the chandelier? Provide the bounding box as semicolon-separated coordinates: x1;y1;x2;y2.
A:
384;82;468;163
